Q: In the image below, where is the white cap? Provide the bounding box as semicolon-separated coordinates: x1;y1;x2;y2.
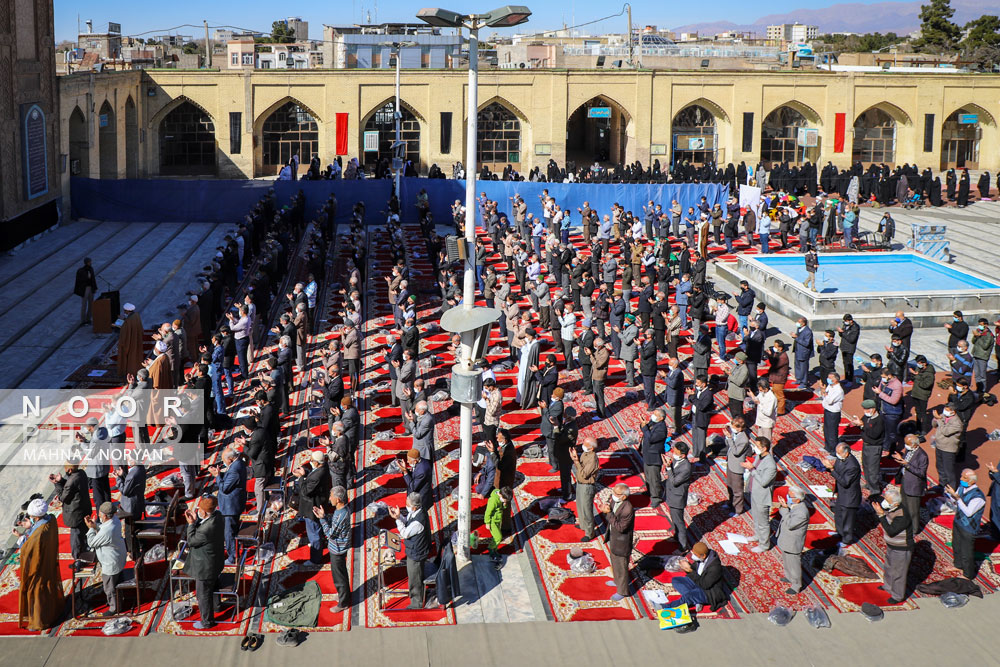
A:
27;498;48;517
155;341;167;353
311;450;326;464
123;303;135;311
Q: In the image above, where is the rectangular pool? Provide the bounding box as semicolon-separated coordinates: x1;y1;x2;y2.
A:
751;253;1000;293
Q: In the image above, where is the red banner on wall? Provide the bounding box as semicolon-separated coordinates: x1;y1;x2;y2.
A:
833;112;846;153
335;113;348;155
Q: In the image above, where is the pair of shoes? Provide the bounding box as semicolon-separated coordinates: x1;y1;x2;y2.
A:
750;545;769;553
193;620;216;631
650;501;662;508
785;588;799;596
580;534;595;542
886;597;902;605
778;576;789;583
675;621;698;634
329;605;348;614
241;633;264;651
276;628;303;647
404;603;424;611
610;593;625;602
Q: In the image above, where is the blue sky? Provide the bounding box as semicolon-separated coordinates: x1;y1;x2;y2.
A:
53;0;870;42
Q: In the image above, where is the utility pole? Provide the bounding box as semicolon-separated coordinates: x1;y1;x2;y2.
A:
626;3;633;68
204;20;211;68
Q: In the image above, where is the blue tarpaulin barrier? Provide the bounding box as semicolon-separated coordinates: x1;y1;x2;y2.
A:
69;177;728;227
400;179;729;228
70;178;393;224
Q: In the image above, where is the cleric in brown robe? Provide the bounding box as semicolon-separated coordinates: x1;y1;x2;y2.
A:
117;302;145;379
145;340;174;426
17;499;65;631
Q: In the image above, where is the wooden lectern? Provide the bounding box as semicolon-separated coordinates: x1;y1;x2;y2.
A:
92;298;113;334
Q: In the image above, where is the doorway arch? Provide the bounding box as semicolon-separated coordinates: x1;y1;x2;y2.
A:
476;100;523;173
68;106;89;177
258;100;320;176
98;100;117;179
566;95;632;167
760;104;820;167
940;106;994;170
159;100;217;175
360;99;422;173
852;106;901;165
671;104;718;167
124;96;138;178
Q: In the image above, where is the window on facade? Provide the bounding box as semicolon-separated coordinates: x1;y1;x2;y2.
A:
362;101;421;170
671;105;717;166
852;108;896;164
477;102;521;168
231;53;238;65
261;101;319;170
760;106;811;165
242;53;253;65
159;101;216;174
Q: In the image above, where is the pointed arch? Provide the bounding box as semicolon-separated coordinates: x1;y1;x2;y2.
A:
124;96;138;178
158;99;217;175
476;95;528;123
253;95;322;131
150;94;216;129
567;94;633;126
855;101;911;127
68;105;90;178
943;102;995;127
98;100;117;179
674;97;730;126
763;100;822;126
360;97;426;126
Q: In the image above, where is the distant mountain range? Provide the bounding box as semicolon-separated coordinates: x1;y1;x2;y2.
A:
671;0;1000;36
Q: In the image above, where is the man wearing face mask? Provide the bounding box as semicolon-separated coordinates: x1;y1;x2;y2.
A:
872;485;913;605
389;493;430;610
662;442;692;552
183;496;225;630
876;368;904;455
885;335;908;383
663;357;685;437
950;378;977;461
727;352;749;423
909;355;936;437
824;443;862;546
776;486;809;595
670;542;729;614
817;330;839;380
743;319;765;392
836;314;860;385
971;317;995;394
820;372;844;454
790;317;814;390
725;416;751;515
888;310;912;355
947;469;986;581
743;436;777;552
932;403;962;491
850;399;885;493
947;340;974;385
689;375;714;463
765;340;789;415
641;409;669;505
945;310;968;353
893;434;928;536
750;378;777;442
861;354;884;403
597;483;635;602
569;437;599;541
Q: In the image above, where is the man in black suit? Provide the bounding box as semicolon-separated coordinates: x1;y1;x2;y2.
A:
640;330;659;409
577;320;596;395
386;334;403;406
183;496;225;630
597;483;635;602
662;442;692;551
295;451;333;565
670;542;729;614
74;257;98;325
825;443;862;546
689;375;714;461
640;409;668;505
850;399;885;493
663;357;685;437
893;434;928;535
400;449;434;532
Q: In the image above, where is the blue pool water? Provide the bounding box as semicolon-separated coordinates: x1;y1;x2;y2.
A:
754;254;999;293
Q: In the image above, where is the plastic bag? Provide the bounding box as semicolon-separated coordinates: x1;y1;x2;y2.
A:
568;552;597;573
373;430;395;442
431;391;449;402
256;542;276;564
171;604;193;621
622;430;641;446
767;606;795;626
159;473;183;488
488;345;506;356
523;445;545;459
805;604;831;628
384;460;402;475
102;617;134;635
367;500;389;519
940;592;969;608
581;400;597;410
663;555;686;572
143;543;166;563
686;492;701;507
988;428;1000;441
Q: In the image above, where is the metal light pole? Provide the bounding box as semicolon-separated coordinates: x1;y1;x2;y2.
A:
418;5;531;562
380;40;416;199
